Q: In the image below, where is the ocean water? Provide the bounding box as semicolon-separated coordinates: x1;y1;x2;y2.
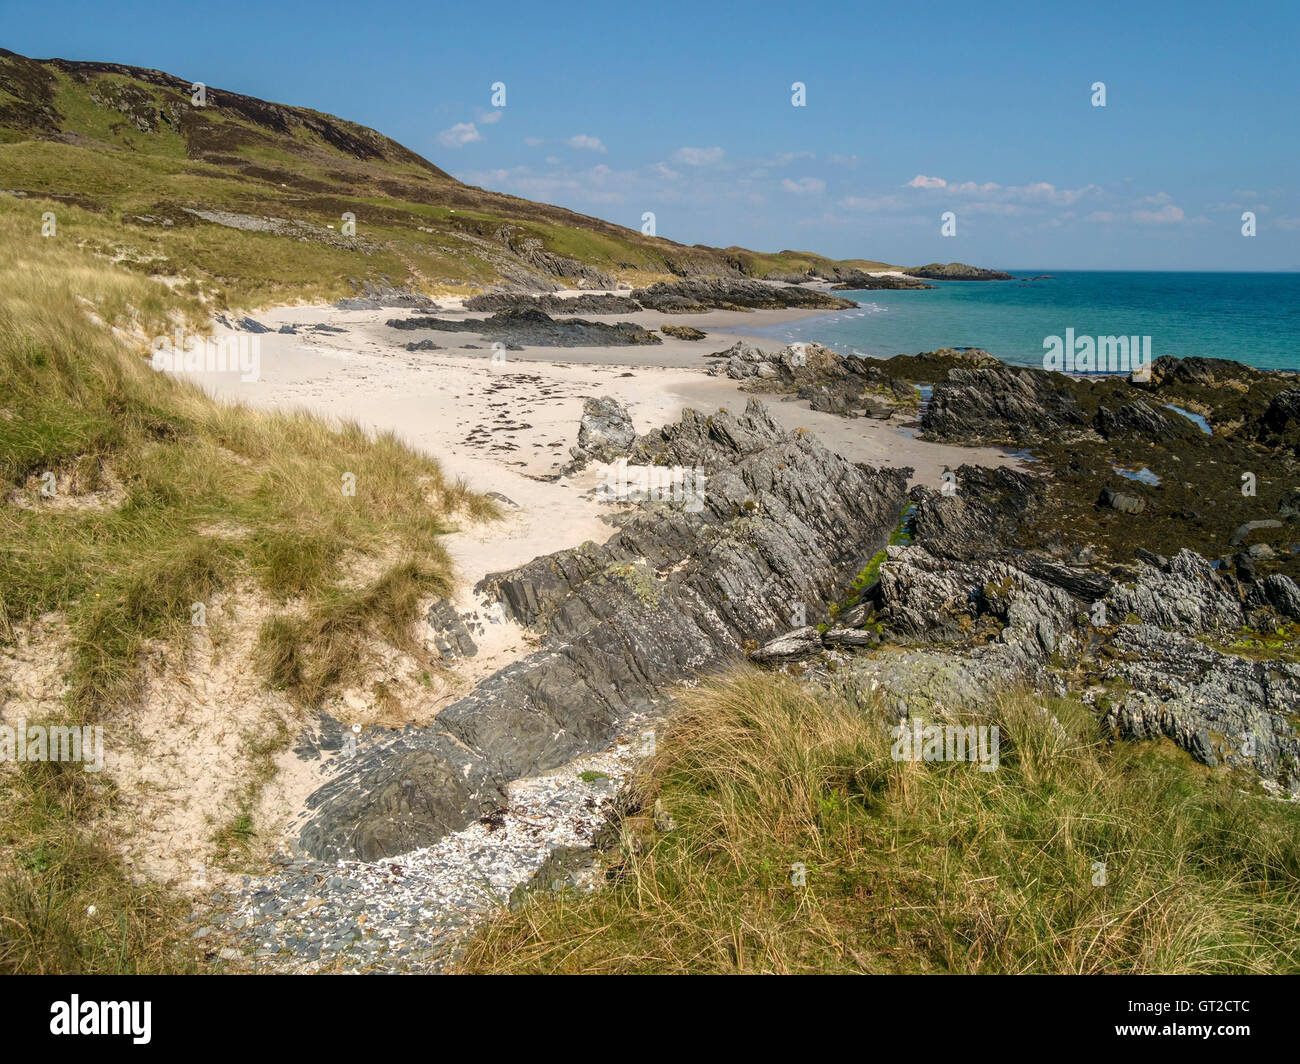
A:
744;271;1300;373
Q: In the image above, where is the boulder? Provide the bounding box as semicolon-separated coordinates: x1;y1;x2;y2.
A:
297;400;911;860
1099;487;1146;514
750;627;823;662
822;627;878;648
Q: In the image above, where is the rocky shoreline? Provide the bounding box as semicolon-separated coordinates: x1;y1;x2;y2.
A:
295;400;909;864
205;721;651;971
192;317;1300;972
905;262;1017;281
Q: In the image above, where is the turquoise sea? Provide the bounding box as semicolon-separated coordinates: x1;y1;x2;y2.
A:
744;272;1300;372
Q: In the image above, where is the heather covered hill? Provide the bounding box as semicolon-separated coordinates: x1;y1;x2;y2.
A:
0;48;894;302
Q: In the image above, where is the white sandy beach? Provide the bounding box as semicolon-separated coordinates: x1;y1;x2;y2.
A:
93;293;1038;889
186;295;1024;600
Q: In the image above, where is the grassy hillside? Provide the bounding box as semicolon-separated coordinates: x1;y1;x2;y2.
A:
0;46;893;976
460;672;1300;974
0;48;892;308
10;48;1278;980
0;185;495;973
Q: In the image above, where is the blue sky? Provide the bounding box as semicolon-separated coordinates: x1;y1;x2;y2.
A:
3;0;1297;269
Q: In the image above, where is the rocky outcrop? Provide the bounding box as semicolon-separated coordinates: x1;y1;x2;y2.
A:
1095;399;1197;441
566;396;636;468
922;365;1192;446
908;349;1300;582
462;292;641;315
746;463;1300;796
1142;354;1271;390
491;227;617;290
1256;574;1300;621
1107;550;1244;632
922;365;1092;444
630;277;856;313
296;400;910;861
1255;389;1300;454
293;343;1300;866
905;262;1014;281
1100;623;1300;786
335;281;440;311
709;340;918;418
387;307;660;346
659;324;707;340
828;270;935;291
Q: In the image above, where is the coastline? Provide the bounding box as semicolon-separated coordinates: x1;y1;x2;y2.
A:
187;294;1025;571
740;271;1300;372
150;295;1023;929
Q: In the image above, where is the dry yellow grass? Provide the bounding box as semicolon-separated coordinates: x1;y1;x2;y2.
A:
0;195;496;973
460;671;1300;974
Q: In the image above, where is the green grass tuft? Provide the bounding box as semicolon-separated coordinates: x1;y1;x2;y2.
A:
459;672;1300;974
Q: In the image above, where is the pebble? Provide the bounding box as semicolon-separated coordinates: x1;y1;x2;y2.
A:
206;722;652;972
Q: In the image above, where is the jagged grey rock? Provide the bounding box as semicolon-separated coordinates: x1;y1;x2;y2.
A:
1100;623;1300;786
1255;574;1300;620
750;627;823;662
923;365;1091;444
573;396;635;463
757;467;1300;796
426;599;477;661
822;628;878;648
631;277;855;313
297;400;911;860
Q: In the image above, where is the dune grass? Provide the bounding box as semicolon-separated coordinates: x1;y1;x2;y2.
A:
459;671;1300;974
0;198;496;973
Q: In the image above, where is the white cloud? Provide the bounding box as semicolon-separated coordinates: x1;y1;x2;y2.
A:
653;162;680;180
566;134;607;153
782;177;826;196
947;180;1002;196
1208;201;1267;213
437;122;481;148
765;150;816;165
461;163;629;205
477;110;504;125
906;174;947;189
1133;204;1185;224
523;136;544;147
1037;183;1100;206
944;180;1099;206
673;146;725;166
